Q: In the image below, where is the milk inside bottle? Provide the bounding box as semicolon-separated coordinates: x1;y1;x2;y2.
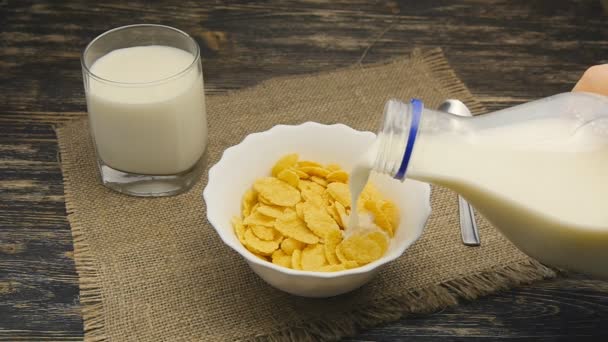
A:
350;92;608;278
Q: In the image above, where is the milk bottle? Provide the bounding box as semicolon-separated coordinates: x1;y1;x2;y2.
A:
352;93;608;278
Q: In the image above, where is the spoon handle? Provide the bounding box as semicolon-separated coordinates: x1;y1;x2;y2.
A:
438;99;481;247
458;194;481;246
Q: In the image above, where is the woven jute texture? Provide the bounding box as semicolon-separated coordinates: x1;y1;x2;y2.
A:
56;49;555;341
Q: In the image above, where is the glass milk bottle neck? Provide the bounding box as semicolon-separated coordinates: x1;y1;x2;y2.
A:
374;99;469;183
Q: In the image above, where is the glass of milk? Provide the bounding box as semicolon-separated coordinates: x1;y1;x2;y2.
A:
81;24;207;197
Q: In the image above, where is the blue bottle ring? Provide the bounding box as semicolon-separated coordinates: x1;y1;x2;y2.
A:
395;98;423;180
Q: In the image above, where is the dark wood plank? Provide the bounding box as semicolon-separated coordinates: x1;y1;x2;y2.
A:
1;0;607;340
345;277;608;341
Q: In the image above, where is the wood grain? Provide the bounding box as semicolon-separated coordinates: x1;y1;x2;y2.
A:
346;278;608;341
1;0;607;340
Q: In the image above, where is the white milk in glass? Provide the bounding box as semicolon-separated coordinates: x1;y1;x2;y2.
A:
87;45;207;175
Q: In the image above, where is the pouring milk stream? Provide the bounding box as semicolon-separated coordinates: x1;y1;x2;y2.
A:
348;92;608;278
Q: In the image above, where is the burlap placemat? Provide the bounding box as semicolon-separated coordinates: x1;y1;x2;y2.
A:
57;48;555;341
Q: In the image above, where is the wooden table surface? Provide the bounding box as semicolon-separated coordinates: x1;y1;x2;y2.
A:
1;0;607;340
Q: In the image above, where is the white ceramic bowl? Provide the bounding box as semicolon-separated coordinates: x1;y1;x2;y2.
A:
203;122;431;297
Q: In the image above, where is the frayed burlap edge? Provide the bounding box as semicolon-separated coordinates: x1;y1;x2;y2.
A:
241;259;555;342
55;126;107;342
55;48;556;342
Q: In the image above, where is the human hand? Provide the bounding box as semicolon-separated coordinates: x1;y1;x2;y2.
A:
572;64;608;96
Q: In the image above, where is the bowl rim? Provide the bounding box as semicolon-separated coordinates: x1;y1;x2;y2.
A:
202;121;432;279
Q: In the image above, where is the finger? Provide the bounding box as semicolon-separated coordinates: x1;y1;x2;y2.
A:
572;64;608;96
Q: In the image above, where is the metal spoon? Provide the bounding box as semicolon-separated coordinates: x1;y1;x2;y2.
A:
438;100;481;246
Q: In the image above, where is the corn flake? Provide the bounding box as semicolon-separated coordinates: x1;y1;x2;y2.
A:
244;228;279;256
310;176;328;187
274;211;319;244
298;166;330;178
251;202;260;215
298;180;325;194
232;216;247;245
301;244;327;271
362;183;382;203
326;203;342;228
335;244;349;264
273;231;285;244
295;202;306;220
303;206;340;239
283;207;296;215
382;201;400;232
298;160;323;168
243;211;275;227
326;170;349;183
364;199;393;236
319;264;346;272
321;190;334;206
301;189;325;207
342;260;359;269
290;167;310;179
291;249;303;270
242;189;258;217
367;231;389;252
272;153;299;177
251;225;275;241
280;238;306;256
272;249;292;268
258;193;274;206
277;168;300;188
334;201;348;228
324;229;342;265
254;177;301;207
327;182;351;208
256;205;285;218
339;231;387;264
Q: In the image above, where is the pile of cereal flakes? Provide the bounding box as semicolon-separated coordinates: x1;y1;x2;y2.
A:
232;154;399;272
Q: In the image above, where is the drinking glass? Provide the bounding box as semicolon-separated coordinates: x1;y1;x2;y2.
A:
81;24;207;197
